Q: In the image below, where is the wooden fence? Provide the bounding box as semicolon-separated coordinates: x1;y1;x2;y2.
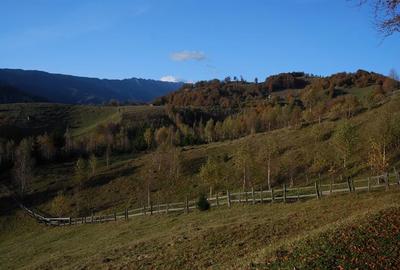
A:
20;172;400;226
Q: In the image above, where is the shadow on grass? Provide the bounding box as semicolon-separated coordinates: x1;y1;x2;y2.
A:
85;165;139;188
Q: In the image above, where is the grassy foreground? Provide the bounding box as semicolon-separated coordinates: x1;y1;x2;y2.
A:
1;189;400;269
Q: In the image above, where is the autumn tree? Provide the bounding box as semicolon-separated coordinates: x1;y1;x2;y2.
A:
155;127;169;146
204;118;215;143
333;120;358;171
37;133;56;161
235;141;254;192
51;192;69;216
6;140;15;162
260;137;279;190
74;158;88;214
89;154;97;176
367;108;400;174
280;151;300;187
144;128;153;149
64;128;73;154
105;144;111;168
199;155;226;197
13;138;34;197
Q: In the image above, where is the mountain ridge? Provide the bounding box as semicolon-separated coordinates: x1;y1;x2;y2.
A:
0;68;183;104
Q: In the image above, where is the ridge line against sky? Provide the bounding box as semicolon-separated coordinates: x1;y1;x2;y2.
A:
0;0;399;83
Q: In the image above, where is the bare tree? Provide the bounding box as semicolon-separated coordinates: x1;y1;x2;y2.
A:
355;0;400;36
105;144;111;168
389;68;399;81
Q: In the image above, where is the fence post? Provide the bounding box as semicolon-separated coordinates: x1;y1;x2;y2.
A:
185;196;189;214
238;192;242;203
283;184;287;203
366;176;370;192
347;177;352;193
125;208;128;221
297;188;300;201
91;212;94;223
330;179;333;195
351;178;356;192
271;188;275;203
319;180;323;197
252;187;255;204
69;217;72;225
227;190;231;208
385;172;389;191
216;193;219;207
150;202;153;215
114;212;117;221
315;182;320;199
245;189;248;203
395;167;400;184
260;187;263;203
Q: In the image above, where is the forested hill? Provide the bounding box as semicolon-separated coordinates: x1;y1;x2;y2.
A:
155;70;396;108
0;69;183;104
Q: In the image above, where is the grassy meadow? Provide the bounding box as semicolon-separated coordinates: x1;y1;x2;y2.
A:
1;189;400;269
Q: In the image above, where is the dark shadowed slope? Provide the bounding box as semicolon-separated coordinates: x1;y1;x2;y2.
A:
0;85;47;104
0;69;183;104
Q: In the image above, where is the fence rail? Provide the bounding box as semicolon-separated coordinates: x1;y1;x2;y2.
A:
18;172;400;226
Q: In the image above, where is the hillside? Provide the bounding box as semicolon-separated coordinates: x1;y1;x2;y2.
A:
1;189;399;269
0;90;398;219
0;69;183;104
0;85;47;104
0;103;166;141
1;70;400;269
155;70;394;108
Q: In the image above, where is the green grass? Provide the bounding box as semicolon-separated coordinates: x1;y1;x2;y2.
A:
1;189;399;269
345;85;375;100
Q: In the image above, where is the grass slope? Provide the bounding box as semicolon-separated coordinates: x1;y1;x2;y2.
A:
1;190;399;269
22;94;400;217
0;103;163;140
264;207;400;269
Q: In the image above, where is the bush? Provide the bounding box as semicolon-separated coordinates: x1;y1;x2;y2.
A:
196;194;210;211
51;192;69;217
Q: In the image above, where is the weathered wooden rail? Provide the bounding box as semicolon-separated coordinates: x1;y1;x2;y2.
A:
19;172;400;226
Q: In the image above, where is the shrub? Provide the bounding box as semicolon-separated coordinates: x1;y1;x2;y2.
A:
51;192;69;217
196;194;210;211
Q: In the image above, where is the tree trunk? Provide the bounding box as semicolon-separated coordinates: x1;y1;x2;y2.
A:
147;184;151;208
243;165;247;192
267;157;271;190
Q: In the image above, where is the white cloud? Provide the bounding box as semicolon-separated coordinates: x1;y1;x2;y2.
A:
160;75;179;82
170;50;206;62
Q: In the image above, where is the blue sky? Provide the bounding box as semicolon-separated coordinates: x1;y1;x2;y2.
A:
0;0;399;82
